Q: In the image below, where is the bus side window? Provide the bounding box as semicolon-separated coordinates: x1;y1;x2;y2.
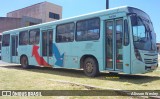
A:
19;31;28;45
76;18;100;41
56;23;74;43
124;19;129;46
2;34;10;46
29;29;40;45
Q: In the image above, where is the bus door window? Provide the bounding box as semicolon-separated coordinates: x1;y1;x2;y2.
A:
42;31;47;56
115;19;123;69
2;34;10;46
29;29;40;45
19;31;28;45
106;21;113;68
42;30;53;57
49;30;53;56
11;35;18;56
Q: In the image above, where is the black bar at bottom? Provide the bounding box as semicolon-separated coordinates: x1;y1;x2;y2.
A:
0;90;160;96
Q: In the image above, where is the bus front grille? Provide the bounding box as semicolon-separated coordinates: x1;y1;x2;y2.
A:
144;58;157;64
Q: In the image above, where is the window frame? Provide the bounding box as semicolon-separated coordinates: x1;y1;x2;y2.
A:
2;34;10;47
56;22;75;43
19;30;28;45
124;19;130;46
42;30;48;56
75;17;100;41
29;28;40;45
49;12;60;20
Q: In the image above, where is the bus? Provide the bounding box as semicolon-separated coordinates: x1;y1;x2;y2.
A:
0;34;2;60
1;6;158;77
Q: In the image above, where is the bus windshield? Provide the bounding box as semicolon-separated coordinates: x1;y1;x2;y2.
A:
131;14;156;51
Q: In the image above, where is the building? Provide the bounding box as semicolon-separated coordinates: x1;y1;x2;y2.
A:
0;16;42;33
7;1;62;23
0;17;21;33
0;1;62;33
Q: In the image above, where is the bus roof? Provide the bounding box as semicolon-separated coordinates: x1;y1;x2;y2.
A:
3;6;137;34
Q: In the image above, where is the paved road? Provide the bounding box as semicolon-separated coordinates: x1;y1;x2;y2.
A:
0;60;19;66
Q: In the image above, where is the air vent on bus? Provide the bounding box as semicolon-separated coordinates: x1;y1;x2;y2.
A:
144;58;157;64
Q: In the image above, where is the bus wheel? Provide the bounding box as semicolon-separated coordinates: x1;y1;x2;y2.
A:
20;56;30;69
83;57;99;77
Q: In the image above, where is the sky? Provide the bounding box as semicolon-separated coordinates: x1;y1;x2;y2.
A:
0;0;160;42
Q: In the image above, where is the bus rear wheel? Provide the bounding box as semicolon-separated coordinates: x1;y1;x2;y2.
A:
83;57;99;77
20;56;30;69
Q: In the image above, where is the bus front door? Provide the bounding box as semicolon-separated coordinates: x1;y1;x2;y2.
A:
105;19;123;71
11;35;18;63
41;30;54;67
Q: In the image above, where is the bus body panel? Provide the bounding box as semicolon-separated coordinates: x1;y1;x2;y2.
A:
2;33;11;62
29;45;40;66
2;47;11;62
121;16;131;74
53;41;103;70
18;45;28;64
131;50;158;74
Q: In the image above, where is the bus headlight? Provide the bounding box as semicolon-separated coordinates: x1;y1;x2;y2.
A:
135;49;142;61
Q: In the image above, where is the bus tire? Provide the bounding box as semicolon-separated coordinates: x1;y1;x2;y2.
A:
20;56;30;69
83;57;99;77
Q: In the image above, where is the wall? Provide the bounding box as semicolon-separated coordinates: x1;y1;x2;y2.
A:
0;17;21;33
7;1;62;23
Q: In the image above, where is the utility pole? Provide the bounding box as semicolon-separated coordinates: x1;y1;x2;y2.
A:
106;0;109;9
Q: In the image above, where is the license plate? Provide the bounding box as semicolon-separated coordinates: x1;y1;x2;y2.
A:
151;66;156;70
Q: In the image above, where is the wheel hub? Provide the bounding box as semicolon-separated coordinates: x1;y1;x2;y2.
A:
86;62;93;73
22;57;27;66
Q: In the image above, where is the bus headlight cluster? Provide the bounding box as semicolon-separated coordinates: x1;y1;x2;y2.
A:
135;49;142;61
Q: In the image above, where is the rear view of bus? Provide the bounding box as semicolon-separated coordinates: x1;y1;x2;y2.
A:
128;7;158;73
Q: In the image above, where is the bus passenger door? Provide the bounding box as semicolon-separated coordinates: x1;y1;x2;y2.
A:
105;18;124;71
11;35;18;63
41;30;54;67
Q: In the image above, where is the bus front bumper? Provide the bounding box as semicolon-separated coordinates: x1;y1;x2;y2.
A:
145;64;158;72
132;59;158;74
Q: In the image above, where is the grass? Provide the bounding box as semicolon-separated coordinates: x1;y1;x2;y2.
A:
0;64;160;98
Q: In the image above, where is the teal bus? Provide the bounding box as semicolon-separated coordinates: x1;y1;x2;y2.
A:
1;6;158;77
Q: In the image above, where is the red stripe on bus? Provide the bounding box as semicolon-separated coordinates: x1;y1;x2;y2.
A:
32;45;51;67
